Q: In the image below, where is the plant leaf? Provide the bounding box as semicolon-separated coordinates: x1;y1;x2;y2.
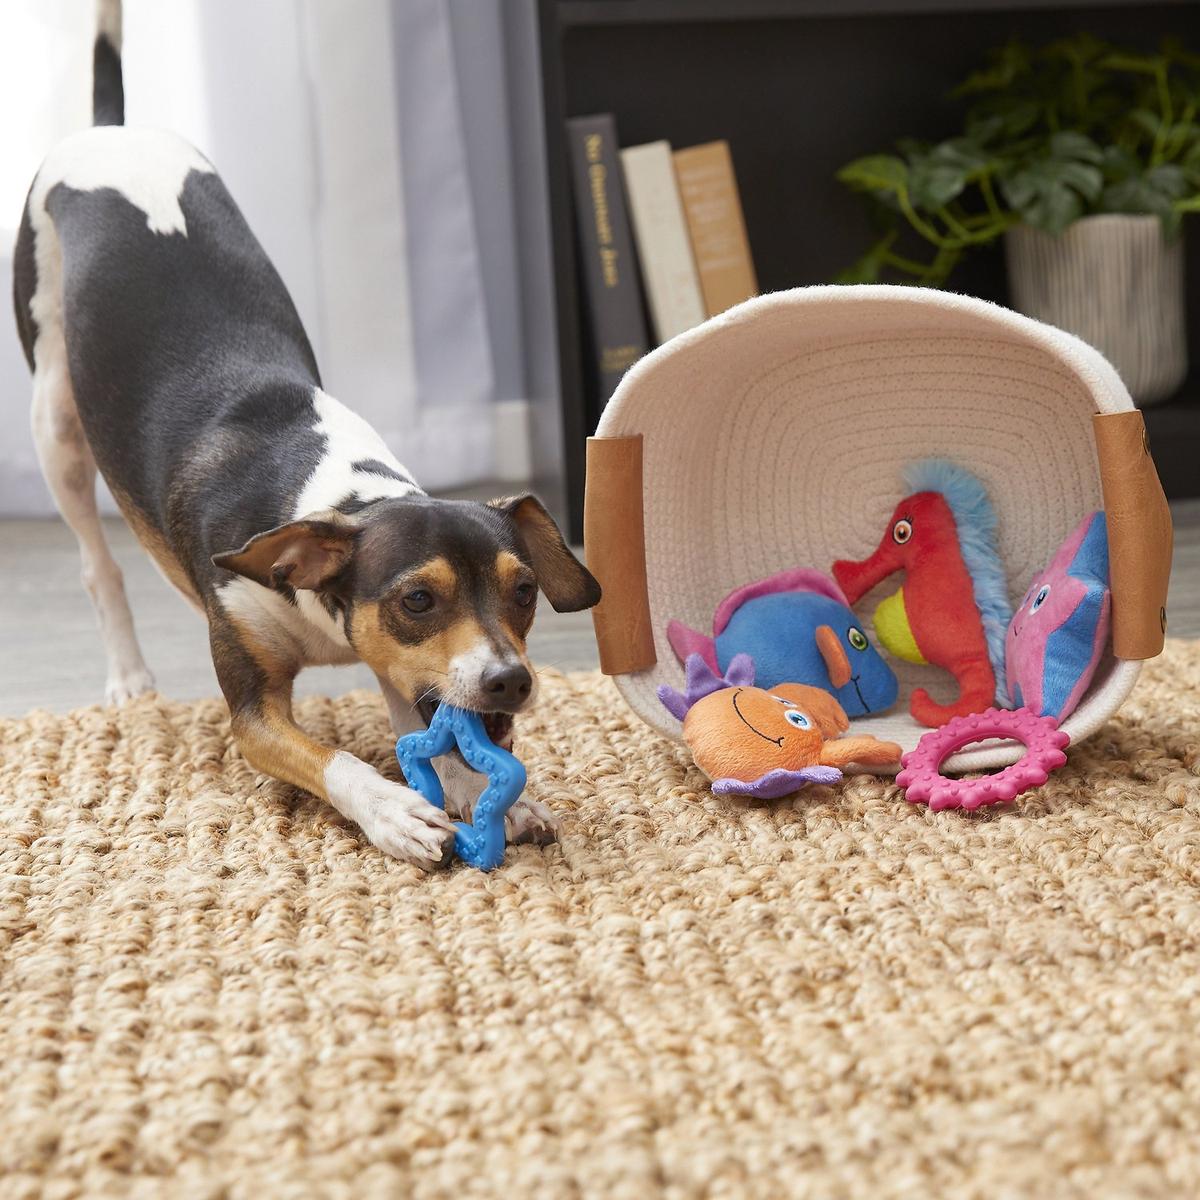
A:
1102;144;1142;182
970;97;1042;139
931;136;995;173
1179;140;1200;185
1002;155;1104;233
1127;107;1163;141
908;159;970;209
1101;164;1189;218
1056;161;1105;202
964;112;1011;145
1163;36;1200;72
955;41;1033;95
1098;52;1165;75
836;155;909;195
1049;130;1105;165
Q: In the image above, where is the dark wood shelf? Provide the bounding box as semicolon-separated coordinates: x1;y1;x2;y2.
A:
536;0;1200;539
1145;378;1200;500
559;0;1193;27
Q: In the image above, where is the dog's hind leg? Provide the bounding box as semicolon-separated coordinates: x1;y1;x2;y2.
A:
30;356;154;706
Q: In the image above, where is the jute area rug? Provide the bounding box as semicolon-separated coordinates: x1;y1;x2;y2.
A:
2;642;1199;1200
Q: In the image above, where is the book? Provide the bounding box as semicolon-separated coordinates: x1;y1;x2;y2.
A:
619;140;706;344
673;140;758;318
566;114;649;414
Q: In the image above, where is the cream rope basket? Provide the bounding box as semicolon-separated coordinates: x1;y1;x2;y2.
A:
585;285;1173;772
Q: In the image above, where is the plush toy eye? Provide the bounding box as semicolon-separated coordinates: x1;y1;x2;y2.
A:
848;626;869;652
892;519;913;544
402;589;434;614
1030;584;1051;613
784;710;812;730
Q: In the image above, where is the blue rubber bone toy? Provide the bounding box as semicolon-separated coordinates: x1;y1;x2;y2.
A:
395;704;527;871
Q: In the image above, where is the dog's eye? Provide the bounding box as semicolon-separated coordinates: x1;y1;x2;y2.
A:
515;582;536;608
402;589;434;614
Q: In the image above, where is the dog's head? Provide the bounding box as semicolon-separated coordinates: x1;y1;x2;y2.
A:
213;494;599;743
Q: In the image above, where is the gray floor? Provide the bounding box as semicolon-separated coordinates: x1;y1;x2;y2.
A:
3;501;1199;716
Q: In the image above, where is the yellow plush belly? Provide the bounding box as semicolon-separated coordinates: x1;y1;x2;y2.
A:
873;588;929;665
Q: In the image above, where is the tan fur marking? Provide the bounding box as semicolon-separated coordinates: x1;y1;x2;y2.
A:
498;618;531;659
232;693;335;799
214;613;335;799
349;600;494;701
496;551;525;589
445;615;489;661
495;551;535;651
411;556;457;596
111;486;202;608
225;611;301;683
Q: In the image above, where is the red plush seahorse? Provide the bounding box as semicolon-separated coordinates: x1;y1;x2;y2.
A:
833;460;1011;728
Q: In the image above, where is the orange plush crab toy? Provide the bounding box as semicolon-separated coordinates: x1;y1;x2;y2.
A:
659;654;902;798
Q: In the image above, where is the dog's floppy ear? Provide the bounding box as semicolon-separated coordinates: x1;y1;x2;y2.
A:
489;494;601;613
212;511;359;591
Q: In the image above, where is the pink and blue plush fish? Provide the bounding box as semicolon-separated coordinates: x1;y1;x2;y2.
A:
667;568;898;717
1005;511;1110;721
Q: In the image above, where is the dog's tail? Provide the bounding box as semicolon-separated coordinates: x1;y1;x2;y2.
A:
93;0;124;126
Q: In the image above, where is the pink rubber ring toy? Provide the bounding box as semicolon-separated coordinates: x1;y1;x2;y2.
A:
896;706;1070;811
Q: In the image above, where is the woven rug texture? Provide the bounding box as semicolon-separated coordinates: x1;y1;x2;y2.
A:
1;642;1199;1199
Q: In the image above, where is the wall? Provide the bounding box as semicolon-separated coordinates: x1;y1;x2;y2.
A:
0;0;555;516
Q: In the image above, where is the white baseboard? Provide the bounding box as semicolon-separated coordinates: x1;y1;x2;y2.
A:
493;398;532;483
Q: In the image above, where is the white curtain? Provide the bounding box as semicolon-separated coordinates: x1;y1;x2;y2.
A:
0;0;501;515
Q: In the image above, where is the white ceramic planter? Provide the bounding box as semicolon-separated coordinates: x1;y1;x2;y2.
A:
1005;214;1187;406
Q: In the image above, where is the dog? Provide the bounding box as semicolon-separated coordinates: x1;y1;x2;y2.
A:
12;1;600;868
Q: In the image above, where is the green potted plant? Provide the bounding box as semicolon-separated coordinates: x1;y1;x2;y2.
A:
836;35;1200;405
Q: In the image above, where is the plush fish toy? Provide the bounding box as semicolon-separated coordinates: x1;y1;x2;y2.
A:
659;654;902;799
1005;511;1110;721
667;568;898;717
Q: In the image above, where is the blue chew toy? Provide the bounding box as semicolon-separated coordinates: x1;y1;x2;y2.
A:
395;704;526;871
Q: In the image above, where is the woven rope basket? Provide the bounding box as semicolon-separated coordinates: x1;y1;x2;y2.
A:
585;285;1173;772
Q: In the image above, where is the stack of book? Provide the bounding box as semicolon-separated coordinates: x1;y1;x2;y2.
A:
567;114;758;416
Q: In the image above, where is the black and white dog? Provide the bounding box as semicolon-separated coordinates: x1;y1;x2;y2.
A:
13;2;600;867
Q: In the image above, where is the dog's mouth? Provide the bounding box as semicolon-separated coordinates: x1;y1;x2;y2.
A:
417;697;514;749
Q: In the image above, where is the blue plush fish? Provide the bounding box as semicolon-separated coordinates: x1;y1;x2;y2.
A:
667;568;898;717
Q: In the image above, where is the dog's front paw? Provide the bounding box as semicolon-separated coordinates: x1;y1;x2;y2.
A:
505;797;561;846
364;794;456;867
431;751;559;848
105;665;155;707
325;752;455;868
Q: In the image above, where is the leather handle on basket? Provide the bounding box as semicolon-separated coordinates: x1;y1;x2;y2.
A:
585;436;657;675
1093;410;1173;659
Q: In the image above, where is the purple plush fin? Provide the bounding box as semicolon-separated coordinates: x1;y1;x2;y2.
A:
667;620;720;673
684;653;727;700
657;684;690;722
712;569;850;638
659;652;756;721
711;766;844;799
723;653;756;687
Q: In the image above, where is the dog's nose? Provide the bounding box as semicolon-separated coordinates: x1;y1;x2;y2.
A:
481;663;532;707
